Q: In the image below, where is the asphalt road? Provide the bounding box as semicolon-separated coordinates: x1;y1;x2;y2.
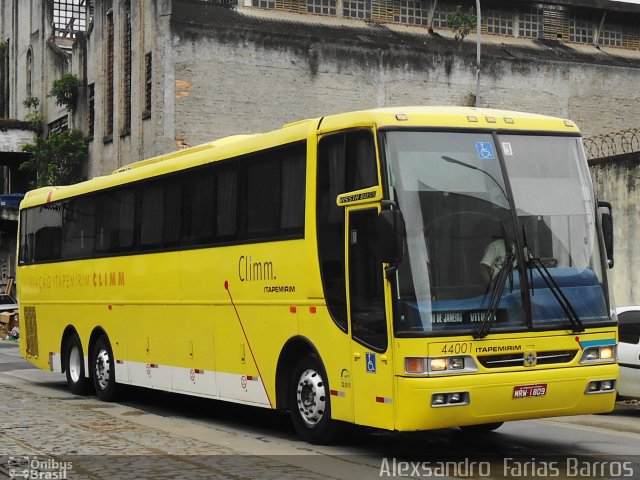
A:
0;340;638;479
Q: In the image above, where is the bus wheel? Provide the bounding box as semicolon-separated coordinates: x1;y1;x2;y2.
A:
64;333;92;395
92;335;119;402
460;422;504;432
289;354;339;444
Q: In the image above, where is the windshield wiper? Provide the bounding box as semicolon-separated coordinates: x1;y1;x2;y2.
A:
474;251;515;339
522;227;584;333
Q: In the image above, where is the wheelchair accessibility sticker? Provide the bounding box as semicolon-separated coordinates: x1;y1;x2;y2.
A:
366;353;376;373
475;141;495;160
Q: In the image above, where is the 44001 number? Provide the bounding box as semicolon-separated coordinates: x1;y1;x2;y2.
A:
440;342;472;355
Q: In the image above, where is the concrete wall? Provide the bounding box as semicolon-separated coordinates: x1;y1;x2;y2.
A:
590;155;640;307
166;8;640;150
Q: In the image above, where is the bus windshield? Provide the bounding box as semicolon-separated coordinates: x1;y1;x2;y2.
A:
383;130;608;336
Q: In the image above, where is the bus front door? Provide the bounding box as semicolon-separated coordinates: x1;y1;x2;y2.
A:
347;207;395;430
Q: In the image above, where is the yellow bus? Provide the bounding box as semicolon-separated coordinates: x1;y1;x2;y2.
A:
17;107;618;444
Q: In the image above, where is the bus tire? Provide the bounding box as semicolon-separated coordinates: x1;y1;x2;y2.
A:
92;335;119;402
460;422;504;432
64;333;92;395
289;354;339;444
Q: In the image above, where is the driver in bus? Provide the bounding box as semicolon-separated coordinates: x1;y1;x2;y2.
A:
479;236;508;286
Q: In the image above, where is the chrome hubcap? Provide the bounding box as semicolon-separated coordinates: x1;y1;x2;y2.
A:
94;348;111;390
68;345;82;383
296;368;326;427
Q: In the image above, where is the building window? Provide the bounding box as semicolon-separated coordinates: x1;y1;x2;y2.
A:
518;7;544;38
397;1;429;26
253;0;275;8
105;11;114;141
1;38;9;118
143;52;152;120
122;2;132;136
307;0;336;16
48;115;69;134
53;0;89;38
344;1;371;20
431;2;456;29
88;83;95;140
485;10;514;36
570;15;593;44
599;25;622;47
26;48;33;98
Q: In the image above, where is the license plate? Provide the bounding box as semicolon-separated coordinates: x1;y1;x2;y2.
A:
513;384;547;399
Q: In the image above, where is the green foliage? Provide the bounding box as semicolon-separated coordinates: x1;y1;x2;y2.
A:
49;73;81;111
20;129;88;187
0;41;7;55
25;112;46;134
22;96;43;132
446;6;477;41
23;96;40;110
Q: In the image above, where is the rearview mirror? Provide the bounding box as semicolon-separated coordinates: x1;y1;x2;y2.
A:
377;208;405;264
598;200;614;269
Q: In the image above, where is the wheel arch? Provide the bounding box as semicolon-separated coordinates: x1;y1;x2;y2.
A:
87;326;109;369
275;335;322;411
60;325;81;374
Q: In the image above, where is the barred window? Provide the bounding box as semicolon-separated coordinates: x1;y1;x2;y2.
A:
53;0;89;38
105;11;114;140
122;2;132;136
397;1;429;26
253;0;275;8
308;0;336;16
570;15;593;44
26;48;32;98
344;1;371;20
485;10;513;36
143;52;152;119
518;8;544;38
48;116;69;135
88;83;95;140
431;3;456;29
599;25;622;47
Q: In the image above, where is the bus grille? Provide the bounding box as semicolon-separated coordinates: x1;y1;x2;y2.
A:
23;306;39;358
478;350;578;368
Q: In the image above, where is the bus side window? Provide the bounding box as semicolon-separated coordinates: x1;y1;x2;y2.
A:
34;204;62;262
317;129;378;332
61;197;95;259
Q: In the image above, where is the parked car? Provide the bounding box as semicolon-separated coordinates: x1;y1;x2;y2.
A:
616;306;640;398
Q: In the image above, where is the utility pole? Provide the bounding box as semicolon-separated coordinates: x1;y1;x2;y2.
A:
476;0;481;107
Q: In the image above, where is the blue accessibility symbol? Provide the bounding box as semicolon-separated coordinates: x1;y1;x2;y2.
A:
366;353;376;373
475;141;495;160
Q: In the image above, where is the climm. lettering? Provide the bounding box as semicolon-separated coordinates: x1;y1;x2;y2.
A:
238;256;275;282
93;271;126;287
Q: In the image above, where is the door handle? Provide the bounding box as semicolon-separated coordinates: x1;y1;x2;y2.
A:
380;355;388;363
353;352;361;360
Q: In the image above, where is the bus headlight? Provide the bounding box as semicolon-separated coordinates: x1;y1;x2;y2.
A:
430;358;448;371
404;356;478;375
580;345;617;364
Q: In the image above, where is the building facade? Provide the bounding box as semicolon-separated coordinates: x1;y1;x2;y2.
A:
1;0;640;303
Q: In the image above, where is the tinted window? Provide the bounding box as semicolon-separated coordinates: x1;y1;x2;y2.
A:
619;310;640;344
164;180;182;246
18;141;306;264
216;166;237;240
61;197;95;259
245;156;281;236
95;188;134;253
34;204;63;262
183;169;215;246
